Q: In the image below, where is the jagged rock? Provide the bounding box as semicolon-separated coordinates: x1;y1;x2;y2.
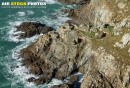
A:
15;22;53;38
20;23;92;85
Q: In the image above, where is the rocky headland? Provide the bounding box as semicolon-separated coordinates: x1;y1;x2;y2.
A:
15;0;130;88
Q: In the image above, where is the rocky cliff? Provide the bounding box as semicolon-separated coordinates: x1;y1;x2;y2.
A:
20;23;92;85
15;0;130;88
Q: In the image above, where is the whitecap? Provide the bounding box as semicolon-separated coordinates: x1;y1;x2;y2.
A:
17;12;26;17
27;10;34;15
9;21;22;26
39;0;58;4
5;40;40;88
48;79;63;87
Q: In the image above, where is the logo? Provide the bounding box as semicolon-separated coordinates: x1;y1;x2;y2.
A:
1;1;46;8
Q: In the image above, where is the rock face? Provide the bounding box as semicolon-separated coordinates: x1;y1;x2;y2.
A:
15;22;53;38
80;48;130;88
20;23;91;84
69;0;113;27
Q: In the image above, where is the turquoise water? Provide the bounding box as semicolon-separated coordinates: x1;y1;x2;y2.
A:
0;0;69;88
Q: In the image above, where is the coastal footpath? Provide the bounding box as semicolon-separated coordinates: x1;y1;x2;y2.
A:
15;0;130;88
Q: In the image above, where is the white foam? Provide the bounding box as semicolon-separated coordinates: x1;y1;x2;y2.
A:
9;21;22;26
8;27;23;42
7;11;70;42
48;79;63;87
4;20;44;87
17;12;26;17
7;20;43;43
5;40;40;88
41;12;70;29
39;0;57;4
27;10;34;15
8;21;22;42
16;11;34;17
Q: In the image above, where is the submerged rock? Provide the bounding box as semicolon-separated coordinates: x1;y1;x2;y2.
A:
15;22;53;38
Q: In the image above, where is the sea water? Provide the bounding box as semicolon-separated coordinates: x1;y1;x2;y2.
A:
0;0;71;88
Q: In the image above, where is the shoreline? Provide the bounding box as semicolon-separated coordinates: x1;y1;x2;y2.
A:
12;0;130;88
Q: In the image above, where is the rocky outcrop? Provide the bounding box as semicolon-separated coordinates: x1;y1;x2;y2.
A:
81;48;130;88
20;23;91;84
14;22;53;38
68;0;113;28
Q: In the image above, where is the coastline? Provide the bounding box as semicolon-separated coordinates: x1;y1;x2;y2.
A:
10;0;130;88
